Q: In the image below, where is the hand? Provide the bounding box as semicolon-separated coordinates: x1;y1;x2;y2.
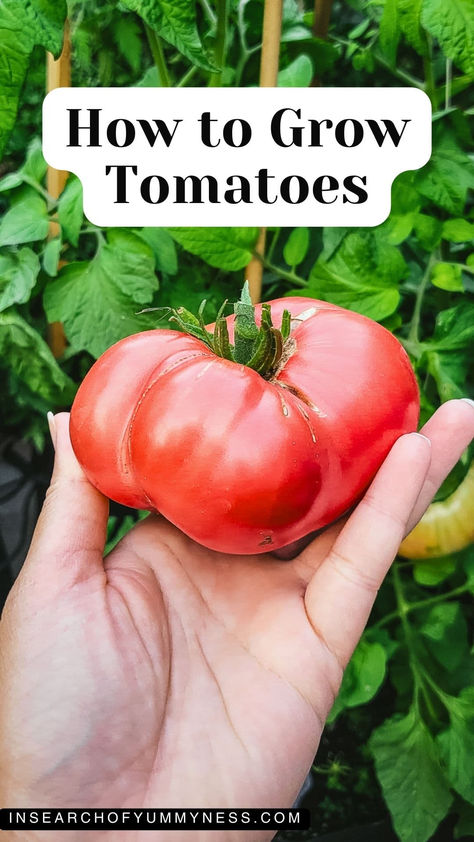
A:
1;400;473;842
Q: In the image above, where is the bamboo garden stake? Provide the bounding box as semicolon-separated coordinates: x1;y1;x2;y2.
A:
46;21;71;358
245;0;283;304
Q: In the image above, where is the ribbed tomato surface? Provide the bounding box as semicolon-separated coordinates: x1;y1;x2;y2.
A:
70;297;419;554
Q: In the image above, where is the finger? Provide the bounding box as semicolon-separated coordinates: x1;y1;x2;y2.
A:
21;412;108;594
304;432;431;669
286;398;474;578
406;398;474;532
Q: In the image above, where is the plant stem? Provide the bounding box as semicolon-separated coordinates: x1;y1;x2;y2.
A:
22;175;56;207
373;583;470;630
199;0;216;25
145;25;170;87
95;229;106;251
313;0;333;39
392;566;437;719
408;253;437;344
330;36;424;89
423;37;437;109
398;337;424;360
260;255;307;287
267;228;281;263
177;66;198;87
209;0;228;86
79;225;103;236
445;59;452;110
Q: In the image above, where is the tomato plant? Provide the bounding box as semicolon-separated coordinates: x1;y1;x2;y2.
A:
70;288;419;554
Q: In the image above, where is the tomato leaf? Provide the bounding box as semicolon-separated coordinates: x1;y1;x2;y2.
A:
21;136;47;183
0;0;66;160
302;230;405;321
42;237;62;278
43;230;159;358
0;172;23;192
420;603;468;670
134;227;178;275
58;175;84;248
413;556;456;586
455;803;474;840
112;16;143;73
277;55;313;86
283;227;309;267
167;227;259;271
422;0;474;75
397;0;428;56
437;689;474;804
415;129;474;214
0;308;76;405
426;350;467;401
379;0;400;66
431;302;474;350
442;218;474;242
0;139;46;191
413;214;443;250
423;301;474;402
382;212;415;245
0;193;49;246
328;637;386;723
0;248;39;311
431;262;464;292
120;0;216;71
319;227;350;261
370;706;453;842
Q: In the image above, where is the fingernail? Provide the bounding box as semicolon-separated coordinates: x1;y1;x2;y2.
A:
462;398;474;410
47;412;57;450
414;432;431;445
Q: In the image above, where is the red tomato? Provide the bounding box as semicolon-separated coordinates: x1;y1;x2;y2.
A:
70;297;419;554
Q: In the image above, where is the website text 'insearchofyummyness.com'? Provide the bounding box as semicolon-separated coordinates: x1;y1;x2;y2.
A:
0;808;310;832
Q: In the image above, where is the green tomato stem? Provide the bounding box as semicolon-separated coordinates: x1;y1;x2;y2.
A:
373;582;470;630
166;281;292;377
408;253;437;344
209;0;228;86
145;25;171;87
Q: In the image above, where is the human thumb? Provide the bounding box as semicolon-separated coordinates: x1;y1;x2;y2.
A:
21;412;109;594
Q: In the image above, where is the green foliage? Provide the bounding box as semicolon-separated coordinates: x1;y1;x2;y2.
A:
0;0;66;157
370;706;453;842
437;689;474;804
44;229;159;358
0;309;76;404
167;227;259;271
0;248;39;310
414;129;474;215
301;229;406;320
422;0;474;75
328;636;387;723
57;176;83;247
0;3;473;842
0;192;49;246
119;0;215;71
283;227;309;267
277;54;313;86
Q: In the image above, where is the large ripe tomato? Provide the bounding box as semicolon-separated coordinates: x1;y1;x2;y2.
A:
70;294;419;554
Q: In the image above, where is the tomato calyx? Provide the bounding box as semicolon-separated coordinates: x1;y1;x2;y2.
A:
169;282;294;377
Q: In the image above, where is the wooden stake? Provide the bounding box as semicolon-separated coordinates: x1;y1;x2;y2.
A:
259;0;284;88
313;0;333;39
46;21;71;358
311;0;333;86
245;0;283;304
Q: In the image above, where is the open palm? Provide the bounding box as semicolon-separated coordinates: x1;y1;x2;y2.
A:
1;403;473;842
